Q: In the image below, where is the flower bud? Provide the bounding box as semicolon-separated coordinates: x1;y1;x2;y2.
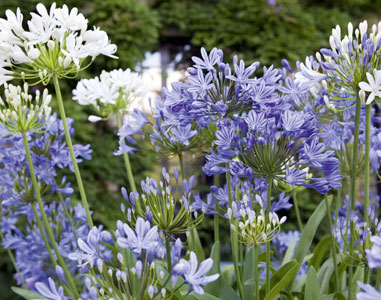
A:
27;48;40;59
359;89;366;106
55;265;66;285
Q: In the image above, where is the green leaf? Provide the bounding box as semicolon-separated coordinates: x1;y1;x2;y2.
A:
309;236;331;271
305;266;321;300
281;236;298;266
317;256;340;293
243;246;255;300
293;199;329;264
323;292;346;300
290;198;330;288
220;277;240;300
221;264;235;285
259;260;300;300
187;292;221;300
188;227;205;261
11;287;45;300
204;241;220;297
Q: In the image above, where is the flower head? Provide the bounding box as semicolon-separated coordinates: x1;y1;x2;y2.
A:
73;68;146;121
0;3;117;85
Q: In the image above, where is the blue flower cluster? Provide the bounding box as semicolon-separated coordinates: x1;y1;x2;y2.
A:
0;114;92;290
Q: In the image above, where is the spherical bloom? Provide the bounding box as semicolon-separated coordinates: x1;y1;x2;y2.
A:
0;83;51;133
73;68;146;121
0;3;117;85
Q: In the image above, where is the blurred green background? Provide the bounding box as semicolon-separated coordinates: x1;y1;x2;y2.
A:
1;0;380;298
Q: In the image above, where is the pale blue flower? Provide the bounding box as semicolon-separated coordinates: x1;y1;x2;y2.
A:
172;251;219;295
33;278;68;300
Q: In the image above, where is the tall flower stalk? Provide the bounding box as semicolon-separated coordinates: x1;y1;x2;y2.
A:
116;110;137;192
347;95;362;299
53;76;93;228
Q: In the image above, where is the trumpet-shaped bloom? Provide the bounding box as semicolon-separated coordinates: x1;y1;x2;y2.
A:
357;282;381;300
33;278;68;300
358;70;381;105
117;217;159;256
172;252;219;295
365;236;381;269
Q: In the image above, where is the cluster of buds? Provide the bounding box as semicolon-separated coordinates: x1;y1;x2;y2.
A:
238;208;286;246
0;83;51;133
228;196;286;246
121;169;203;237
83;251;169;300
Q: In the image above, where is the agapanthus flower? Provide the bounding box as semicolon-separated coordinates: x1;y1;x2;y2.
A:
358;70;381;105
114;109;149;156
73;68;146;122
0;3;117;85
205;106;341;194
120;170;203;236
172;251;219;295
365;235;381;268
229;197;287;246
117;217;159;256
318;21;381;109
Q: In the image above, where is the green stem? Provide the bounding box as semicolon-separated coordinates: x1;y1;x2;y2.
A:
226;167;245;300
165;235;172;273
324;194;340;292
348;95;361;300
376;269;381;288
363;105;372;285
335;186;342;229
293;190;303;232
364;105;371;224
53;75;93;228
57;193;79;242
22;132;80;298
31;203;56;267
0;231;26;288
254;244;259;300
116;110;137;192
213;175;220;244
265;182;272;294
178;152;185;181
213;174;220;273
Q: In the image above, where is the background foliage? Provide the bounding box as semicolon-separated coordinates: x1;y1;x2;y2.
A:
1;0;380;298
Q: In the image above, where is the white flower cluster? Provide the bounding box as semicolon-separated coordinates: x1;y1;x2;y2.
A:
319;20;381;106
73;68;147;122
0;3;117;85
228;195;286;246
0;83;52;133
